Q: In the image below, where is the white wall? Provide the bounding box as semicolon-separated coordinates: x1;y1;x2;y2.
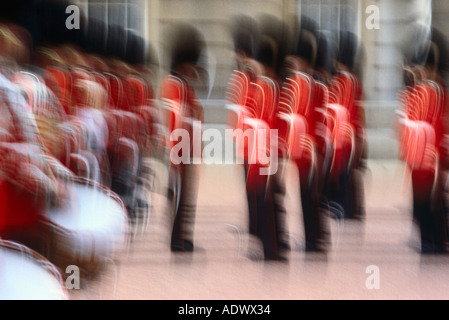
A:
146;0;286;100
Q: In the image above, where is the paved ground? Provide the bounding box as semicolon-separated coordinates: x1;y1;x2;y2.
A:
68;158;449;300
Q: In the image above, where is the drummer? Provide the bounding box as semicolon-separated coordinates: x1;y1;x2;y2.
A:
0;23;73;255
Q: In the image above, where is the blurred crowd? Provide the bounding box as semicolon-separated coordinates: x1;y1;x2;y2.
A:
0;0;167;274
227;14;366;260
0;1;448;293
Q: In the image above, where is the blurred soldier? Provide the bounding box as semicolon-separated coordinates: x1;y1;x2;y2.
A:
247;15;292;260
228;15;291;260
227;15;272;258
398;27;449;253
276;16;329;252
326;31;367;220
160;23;205;253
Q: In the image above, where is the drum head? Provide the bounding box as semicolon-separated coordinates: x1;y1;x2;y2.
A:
46;179;128;273
0;241;68;300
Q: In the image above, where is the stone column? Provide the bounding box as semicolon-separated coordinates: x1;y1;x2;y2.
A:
360;0;431;158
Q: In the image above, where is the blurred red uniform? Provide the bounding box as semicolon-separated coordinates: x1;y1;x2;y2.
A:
325;70;366;220
160;73;203;252
399;78;449;253
0;73;71;254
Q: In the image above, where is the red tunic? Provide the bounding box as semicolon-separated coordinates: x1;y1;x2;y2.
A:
159;74;203;161
0;78;55;237
328;71;365;140
399;80;449;171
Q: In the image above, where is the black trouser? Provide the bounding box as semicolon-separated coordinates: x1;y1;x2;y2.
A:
271;161;289;249
244;162;285;260
412;169;448;253
324;138;366;220
170;163;200;250
326;168;362;219
111;161;135;213
296;156;327;251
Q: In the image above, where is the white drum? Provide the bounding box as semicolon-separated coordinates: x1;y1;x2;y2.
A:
46;178;128;273
0;240;68;300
